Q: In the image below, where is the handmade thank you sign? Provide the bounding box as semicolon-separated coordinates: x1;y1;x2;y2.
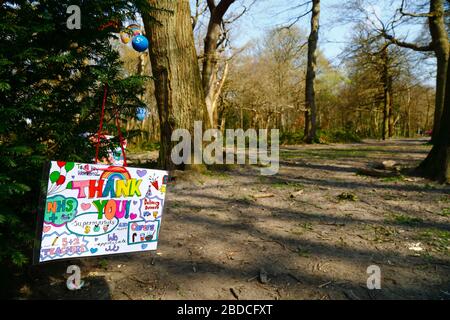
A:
36;161;169;263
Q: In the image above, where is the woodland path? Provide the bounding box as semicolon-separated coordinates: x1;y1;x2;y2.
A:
26;138;450;300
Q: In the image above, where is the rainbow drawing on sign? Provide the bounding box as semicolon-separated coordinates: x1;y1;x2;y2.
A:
37;161;168;262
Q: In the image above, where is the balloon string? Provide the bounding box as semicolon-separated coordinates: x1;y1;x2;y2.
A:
95;85;108;164
115;110;127;167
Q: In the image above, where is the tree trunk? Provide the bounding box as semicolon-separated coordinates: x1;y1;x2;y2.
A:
405;88;411;137
202;0;235;129
381;45;391;140
304;110;310;137
305;0;320;144
382;95;389;140
388;86;394;137
424;89;431;131
429;0;449;143
417;54;450;182
142;0;205;170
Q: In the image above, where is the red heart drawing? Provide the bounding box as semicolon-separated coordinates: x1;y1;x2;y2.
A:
130;213;137;220
81;203;91;210
57;161;66;168
43;226;51;233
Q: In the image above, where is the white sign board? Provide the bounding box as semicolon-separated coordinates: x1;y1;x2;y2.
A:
36;161;168;262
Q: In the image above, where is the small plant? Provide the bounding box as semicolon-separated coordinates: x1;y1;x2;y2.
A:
299;222;313;230
98;259;109;270
337;192;358;201
297;248;311;257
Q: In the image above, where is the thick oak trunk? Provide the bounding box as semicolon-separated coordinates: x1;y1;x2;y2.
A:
142;0;205;170
429;0;449;142
417;52;450;182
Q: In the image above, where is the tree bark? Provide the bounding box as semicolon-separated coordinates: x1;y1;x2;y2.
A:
417;59;450;182
142;0;205;170
429;0;449;142
305;0;320;144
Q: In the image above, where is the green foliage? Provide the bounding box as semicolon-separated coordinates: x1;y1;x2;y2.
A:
316;129;362;144
280;131;304;145
0;0;149;269
128;140;160;152
280;129;361;145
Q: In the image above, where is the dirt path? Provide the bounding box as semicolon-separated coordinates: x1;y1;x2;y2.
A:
26;139;450;300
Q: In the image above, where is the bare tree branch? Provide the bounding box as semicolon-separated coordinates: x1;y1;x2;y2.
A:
399;0;435;18
215;0;236;20
282;8;313;29
381;30;433;52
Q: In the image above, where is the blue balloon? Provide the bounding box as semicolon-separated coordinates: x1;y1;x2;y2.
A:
132;35;149;52
136;107;147;121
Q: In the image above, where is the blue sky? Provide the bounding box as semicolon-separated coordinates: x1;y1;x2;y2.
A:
231;0;352;63
227;0;428;65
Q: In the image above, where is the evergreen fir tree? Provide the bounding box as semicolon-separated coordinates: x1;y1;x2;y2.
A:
0;0;150;285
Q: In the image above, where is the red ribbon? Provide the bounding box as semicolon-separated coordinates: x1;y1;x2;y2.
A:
94;84;127;166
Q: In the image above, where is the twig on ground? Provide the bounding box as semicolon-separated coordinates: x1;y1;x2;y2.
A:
230;288;239;300
318;281;332;288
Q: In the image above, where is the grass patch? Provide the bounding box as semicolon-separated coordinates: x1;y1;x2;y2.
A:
272;181;304;189
202;170;230;179
438;208;450;217
169;201;182;209
371;225;398;242
423;183;438;190
417;229;450;252
386;213;423;226
381;175;405;182
280;149;370;160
